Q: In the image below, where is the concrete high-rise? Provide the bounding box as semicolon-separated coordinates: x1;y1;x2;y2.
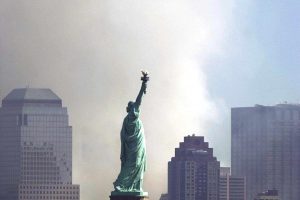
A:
219;167;246;200
168;135;220;200
0;88;80;200
232;104;300;200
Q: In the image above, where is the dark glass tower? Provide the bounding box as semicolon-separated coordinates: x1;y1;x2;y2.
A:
0;88;80;200
168;135;220;200
232;104;300;200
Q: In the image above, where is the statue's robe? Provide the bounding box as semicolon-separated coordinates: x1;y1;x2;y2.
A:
113;103;146;192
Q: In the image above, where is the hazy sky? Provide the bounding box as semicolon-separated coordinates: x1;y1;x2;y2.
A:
0;1;299;200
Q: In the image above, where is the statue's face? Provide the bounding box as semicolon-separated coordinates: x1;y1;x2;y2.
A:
126;101;134;113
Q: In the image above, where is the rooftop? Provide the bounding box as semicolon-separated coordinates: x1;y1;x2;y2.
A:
2;88;62;106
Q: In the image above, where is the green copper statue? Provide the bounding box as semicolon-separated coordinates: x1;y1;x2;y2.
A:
112;71;149;196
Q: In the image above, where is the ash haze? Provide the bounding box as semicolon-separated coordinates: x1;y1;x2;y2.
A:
0;1;234;199
1;0;299;200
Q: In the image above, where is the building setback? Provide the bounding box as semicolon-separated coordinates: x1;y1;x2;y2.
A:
219;167;246;200
168;135;220;200
231;104;300;200
0;88;80;200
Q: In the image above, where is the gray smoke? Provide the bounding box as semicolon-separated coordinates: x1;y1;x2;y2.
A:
0;1;234;199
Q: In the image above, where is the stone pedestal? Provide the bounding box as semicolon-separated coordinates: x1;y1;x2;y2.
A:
110;195;149;200
110;191;149;200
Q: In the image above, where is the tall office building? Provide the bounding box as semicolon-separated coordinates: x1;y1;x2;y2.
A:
168;135;220;200
0;88;80;200
232;104;300;200
219;167;246;200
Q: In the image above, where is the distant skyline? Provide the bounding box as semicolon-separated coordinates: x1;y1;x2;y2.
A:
203;0;300;169
0;1;299;200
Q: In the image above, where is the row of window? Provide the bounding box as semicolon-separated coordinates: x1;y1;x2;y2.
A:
21;181;65;184
21;176;60;181
21;167;60;171
22;157;57;160
17;114;68;126
19;195;79;199
20;190;79;194
19;185;78;190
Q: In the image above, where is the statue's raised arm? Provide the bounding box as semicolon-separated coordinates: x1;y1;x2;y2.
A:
135;71;149;107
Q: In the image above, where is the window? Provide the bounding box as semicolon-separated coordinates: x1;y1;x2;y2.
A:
24;114;28;126
18;114;22;126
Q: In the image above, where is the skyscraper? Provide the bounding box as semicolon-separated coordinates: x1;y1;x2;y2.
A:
0;88;80;200
219;167;246;200
232;104;300;200
168;135;220;200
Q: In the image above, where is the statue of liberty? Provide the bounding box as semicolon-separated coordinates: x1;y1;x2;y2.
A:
112;71;149;197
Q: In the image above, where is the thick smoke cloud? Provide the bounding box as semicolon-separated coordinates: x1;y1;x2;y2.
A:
0;1;234;199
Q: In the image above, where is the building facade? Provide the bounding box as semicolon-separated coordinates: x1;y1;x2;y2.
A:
0;88;80;200
159;193;169;200
168;135;220;200
232;104;300;200
219;167;246;200
254;189;280;200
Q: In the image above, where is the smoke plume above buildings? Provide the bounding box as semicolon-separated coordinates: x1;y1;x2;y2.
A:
0;1;234;199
